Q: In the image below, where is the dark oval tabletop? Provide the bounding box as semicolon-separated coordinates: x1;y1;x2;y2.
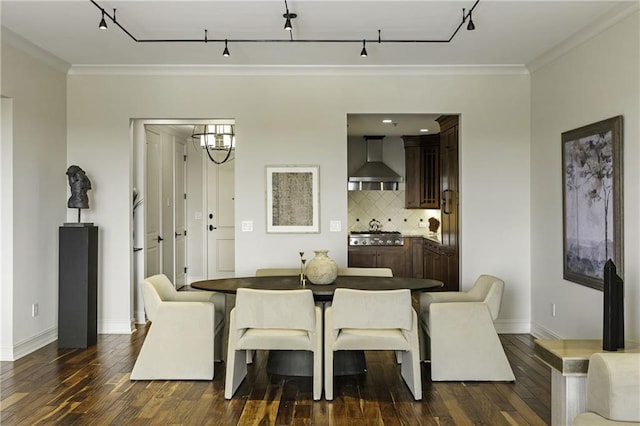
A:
191;275;443;300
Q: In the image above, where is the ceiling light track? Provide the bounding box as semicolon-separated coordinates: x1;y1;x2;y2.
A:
91;0;479;50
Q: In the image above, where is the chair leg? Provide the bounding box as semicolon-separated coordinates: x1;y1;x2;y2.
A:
313;348;322;401
324;308;335;401
224;349;247;399
401;349;423;400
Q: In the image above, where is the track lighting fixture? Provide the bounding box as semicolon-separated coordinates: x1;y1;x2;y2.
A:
283;0;296;31
467;10;476;30
90;0;481;58
98;10;107;29
223;39;230;57
360;40;368;57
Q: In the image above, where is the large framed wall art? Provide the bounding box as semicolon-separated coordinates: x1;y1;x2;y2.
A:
266;165;320;233
562;116;623;290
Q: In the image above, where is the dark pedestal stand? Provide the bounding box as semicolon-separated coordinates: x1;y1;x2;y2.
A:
603;259;624;351
58;224;98;348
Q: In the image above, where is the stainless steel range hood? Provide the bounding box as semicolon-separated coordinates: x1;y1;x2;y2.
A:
348;136;403;191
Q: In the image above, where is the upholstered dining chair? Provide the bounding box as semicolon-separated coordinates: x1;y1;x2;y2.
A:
419;274;515;381
255;268;299;276
131;274;226;380
225;288;323;400
324;288;422;400
337;267;393;277
573;353;640;425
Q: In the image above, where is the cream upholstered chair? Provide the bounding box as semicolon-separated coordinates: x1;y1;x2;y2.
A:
337;267;393;277
256;267;393;279
419;274;515;381
573;353;640;425
255;268;299;276
324;288;422;400
131;274;226;380
225;288;322;400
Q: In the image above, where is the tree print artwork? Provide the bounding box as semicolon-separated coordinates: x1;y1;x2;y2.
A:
562;116;623;290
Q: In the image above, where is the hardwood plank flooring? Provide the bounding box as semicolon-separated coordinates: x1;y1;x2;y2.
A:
1;328;551;425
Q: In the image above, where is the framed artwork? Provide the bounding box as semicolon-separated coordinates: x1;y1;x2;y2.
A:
266;165;319;233
562;116;623;290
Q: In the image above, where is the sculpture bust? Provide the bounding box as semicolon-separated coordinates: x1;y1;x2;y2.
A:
66;165;92;209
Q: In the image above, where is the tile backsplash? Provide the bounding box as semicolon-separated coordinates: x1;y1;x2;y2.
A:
348;190;441;239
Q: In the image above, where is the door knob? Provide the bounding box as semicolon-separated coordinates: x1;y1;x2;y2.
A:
209;225;217;231
157;236;164;242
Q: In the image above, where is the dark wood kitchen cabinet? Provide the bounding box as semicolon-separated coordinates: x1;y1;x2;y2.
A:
423;239;458;292
402;135;440;209
436;115;459;291
405;237;424;278
348;246;406;277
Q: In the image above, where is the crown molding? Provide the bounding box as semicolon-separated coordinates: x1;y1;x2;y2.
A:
68;64;528;76
1;26;70;74
527;2;639;73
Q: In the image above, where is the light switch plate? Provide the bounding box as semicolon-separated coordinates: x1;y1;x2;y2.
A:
241;221;253;232
329;220;341;232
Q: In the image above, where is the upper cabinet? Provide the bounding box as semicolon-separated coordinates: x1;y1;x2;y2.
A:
402;134;440;209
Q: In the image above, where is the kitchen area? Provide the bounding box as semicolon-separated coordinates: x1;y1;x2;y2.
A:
347;114;459;291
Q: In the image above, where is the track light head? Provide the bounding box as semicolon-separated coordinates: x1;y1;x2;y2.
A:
360;40;368;57
283;13;296;31
467;11;476;31
98;10;107;30
223;39;230;57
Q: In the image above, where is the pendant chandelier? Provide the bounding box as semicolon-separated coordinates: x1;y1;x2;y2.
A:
191;124;235;164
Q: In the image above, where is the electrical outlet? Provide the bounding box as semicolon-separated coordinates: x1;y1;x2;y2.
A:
241;221;253;232
329;221;341;232
419;222;427;228
551;303;556;317
32;303;39;317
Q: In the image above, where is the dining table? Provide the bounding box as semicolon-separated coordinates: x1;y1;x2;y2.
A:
191;274;443;377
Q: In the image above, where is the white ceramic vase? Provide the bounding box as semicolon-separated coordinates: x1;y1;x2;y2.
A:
305;250;338;285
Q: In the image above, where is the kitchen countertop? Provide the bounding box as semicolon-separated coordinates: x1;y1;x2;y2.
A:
402;233;441;244
347;232;441;244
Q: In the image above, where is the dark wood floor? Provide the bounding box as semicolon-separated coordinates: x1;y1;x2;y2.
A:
1;327;551;425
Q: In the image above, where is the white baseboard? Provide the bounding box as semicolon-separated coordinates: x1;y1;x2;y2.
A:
0;326;58;361
530;322;563;340
98;319;135;334
495;319;531;334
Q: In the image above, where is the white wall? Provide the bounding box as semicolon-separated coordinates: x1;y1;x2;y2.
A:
66;72;532;334
1;43;67;360
530;10;639;341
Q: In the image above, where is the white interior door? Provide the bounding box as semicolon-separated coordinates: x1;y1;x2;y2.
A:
161;134;174;283
206;159;235;278
145;129;162;277
174;140;187;288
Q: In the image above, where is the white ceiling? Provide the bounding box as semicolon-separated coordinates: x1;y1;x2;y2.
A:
1;1;635;68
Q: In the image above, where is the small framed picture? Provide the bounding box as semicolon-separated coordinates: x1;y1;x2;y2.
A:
266;165;320;233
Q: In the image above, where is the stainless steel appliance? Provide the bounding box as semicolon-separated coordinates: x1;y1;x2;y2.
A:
349;231;404;246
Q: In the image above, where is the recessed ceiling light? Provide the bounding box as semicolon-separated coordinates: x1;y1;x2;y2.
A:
420;128;429;132
382;119;393;124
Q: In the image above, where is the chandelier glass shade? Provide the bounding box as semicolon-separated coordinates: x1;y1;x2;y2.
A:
191;124;235;164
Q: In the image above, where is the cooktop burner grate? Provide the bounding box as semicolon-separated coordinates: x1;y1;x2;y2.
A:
349;231;404;246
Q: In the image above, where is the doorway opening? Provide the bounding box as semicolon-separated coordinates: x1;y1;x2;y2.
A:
131;119;235;324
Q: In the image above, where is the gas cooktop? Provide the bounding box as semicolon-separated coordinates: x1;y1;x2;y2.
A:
349;231;404;246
